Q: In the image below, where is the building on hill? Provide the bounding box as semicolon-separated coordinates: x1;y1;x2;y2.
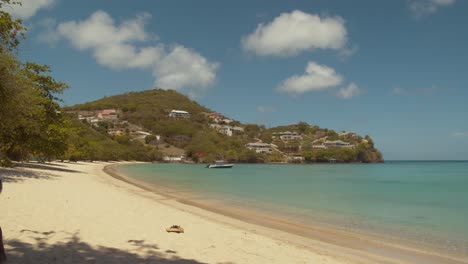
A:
218;126;233;137
161;144;186;162
205;112;233;124
163;155;185;162
339;131;357;137
312;144;327;149
246;142;278;153
169;110;190;118
273;131;303;141
108;128;125;136
210;124;244;137
323;140;354;148
288;154;305;163
100;109;118;121
89;118;99;127
77;110;95;120
206;112;224;121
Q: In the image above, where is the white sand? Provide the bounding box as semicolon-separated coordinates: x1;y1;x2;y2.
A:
0;162;403;263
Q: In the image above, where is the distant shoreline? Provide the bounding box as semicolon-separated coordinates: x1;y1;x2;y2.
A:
104;163;468;264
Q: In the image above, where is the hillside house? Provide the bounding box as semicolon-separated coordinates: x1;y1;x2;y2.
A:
323;140;353;148
273;131;303;141
206;112;224;122
288;154;305;163
108;129;125;136
100;109;118;121
169;110;190;118
312;144;327;149
246;142;278;153
206;112;233;124
339;131;357;137
219;126;233;137
163;155;185;162
210;124;244;137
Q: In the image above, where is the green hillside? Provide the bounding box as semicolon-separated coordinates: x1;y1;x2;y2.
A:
63;118;161;162
64;89;383;163
66;89;211;138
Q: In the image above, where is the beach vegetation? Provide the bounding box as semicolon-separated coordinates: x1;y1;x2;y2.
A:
0;4;162;165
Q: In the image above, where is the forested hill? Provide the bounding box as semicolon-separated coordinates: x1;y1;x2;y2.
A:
67;89;210;123
64;89;383;163
67;89;209;114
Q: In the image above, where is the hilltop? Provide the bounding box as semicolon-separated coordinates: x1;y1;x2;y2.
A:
64;89;383;163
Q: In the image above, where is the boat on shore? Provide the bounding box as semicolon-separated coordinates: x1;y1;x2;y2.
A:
206;161;234;169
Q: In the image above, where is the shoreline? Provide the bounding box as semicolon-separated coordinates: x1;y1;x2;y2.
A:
105;163;468;264
1;162;355;264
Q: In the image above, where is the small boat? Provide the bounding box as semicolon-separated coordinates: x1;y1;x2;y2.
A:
206;160;234;169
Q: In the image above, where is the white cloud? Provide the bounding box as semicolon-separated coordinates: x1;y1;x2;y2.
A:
337;82;360;99
2;0;56;19
408;0;456;17
277;62;343;94
242;10;347;57
55;11;218;96
153;45;219;92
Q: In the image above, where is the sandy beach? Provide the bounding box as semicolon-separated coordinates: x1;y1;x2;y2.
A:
0;162;465;264
0;162;357;264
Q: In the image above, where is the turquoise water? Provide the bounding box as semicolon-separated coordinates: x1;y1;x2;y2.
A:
117;161;468;256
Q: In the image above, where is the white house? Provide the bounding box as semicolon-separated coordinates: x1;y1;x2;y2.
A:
163;155;185;162
338;131;357;137
273;131;302;141
323;140;353;148
169;110;190;118
312;144;327;149
218;126;233;137
210;124;244;137
246;142;278;153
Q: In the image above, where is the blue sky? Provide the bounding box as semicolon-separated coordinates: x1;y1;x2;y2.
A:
4;0;468;160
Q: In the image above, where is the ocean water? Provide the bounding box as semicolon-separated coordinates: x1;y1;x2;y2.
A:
117;161;468;257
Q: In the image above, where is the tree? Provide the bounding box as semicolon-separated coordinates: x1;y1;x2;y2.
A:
302;151;314;162
364;135;374;148
0;0;25;52
145;135;157;144
0;51;42;161
326;130;339;140
22;63;69;160
244;124;263;138
297;121;309;134
0;3;68;163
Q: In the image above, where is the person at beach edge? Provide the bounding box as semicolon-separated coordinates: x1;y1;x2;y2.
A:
0;178;6;262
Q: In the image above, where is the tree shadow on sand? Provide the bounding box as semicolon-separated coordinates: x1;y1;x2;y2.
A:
6;230;208;264
0;167;59;183
13;162;81;174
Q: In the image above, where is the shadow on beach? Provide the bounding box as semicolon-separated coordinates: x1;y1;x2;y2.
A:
13;162;81;173
0;167;59;183
6;230;209;264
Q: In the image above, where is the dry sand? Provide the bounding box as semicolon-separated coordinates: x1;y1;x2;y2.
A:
0;162;463;264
